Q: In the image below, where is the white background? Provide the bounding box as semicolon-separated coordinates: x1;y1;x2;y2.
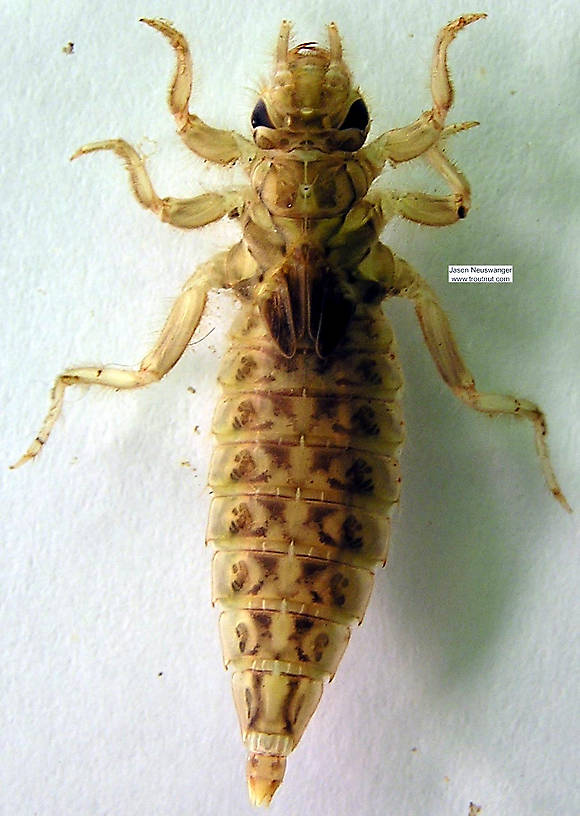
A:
1;1;579;815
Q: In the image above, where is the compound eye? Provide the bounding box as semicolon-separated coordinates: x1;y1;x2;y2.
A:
251;98;274;129
339;98;369;131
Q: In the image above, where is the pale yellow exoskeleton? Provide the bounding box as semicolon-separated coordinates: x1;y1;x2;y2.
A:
12;14;570;807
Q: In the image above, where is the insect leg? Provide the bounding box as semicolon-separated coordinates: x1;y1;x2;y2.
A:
11;251;229;469
360;13;486;172
372;144;471;226
71;139;246;228
387;254;571;512
140;18;256;166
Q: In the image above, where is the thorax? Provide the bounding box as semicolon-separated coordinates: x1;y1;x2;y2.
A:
248;151;369;221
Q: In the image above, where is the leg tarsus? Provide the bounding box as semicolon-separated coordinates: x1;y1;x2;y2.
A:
431;14;487;121
440;120;480;140
387;254;571;512
71;139;161;215
140;17;192;129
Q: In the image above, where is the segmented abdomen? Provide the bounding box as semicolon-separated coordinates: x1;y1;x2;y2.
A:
206;304;404;796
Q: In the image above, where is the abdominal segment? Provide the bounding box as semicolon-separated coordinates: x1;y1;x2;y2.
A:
206;303;404;797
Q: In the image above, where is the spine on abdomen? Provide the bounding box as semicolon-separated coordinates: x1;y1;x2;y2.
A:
206;304;404;805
